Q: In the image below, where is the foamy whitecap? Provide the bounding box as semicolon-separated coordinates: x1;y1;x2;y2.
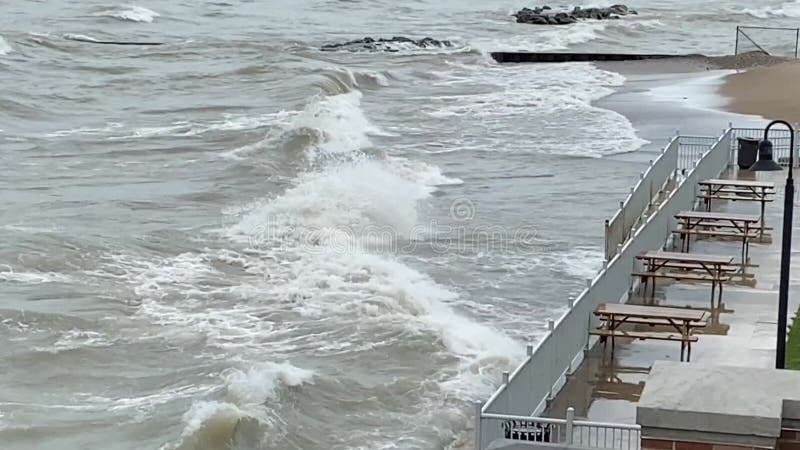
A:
743;0;800;18
230;158;435;240
165;362;312;450
63;33;100;43
0;36;12;55
290;91;382;158
168;401;248;450
0;269;72;284
473;20;608;53
549;247;605;280
95;5;160;23
33;330;114;354
223;361;314;405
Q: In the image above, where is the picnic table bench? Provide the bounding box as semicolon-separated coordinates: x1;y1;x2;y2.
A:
698;179;775;239
634;250;735;306
591;303;708;361
673;210;760;264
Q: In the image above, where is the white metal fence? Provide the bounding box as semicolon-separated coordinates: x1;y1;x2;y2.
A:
677;135;718;172
604;137;679;260
477;129;734;450
477;408;641;450
604;131;749;261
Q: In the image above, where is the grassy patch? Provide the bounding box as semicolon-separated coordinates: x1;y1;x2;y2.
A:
786;306;800;369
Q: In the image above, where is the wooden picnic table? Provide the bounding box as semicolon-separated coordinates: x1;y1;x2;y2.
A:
636;250;736;306
698;179;775;238
674;210;760;263
593;303;708;361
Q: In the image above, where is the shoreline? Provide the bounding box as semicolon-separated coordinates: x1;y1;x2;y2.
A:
720;60;800;126
594;59;767;160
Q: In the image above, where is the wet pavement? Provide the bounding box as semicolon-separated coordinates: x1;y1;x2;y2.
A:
546;167;800;424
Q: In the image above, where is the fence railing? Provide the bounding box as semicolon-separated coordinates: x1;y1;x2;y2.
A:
477;408;641;450
604;137;679;260
477;129;734;450
677;135;717;172
731;127;799;167
735;25;800;58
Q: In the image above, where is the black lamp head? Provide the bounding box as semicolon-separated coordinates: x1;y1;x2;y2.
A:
750;139;783;171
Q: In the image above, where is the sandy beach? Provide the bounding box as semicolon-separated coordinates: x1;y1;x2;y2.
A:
721;60;800;125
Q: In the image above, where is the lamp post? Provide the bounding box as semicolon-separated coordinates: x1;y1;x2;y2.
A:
750;120;794;369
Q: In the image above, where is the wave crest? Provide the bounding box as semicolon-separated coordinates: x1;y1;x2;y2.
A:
95;5;160;22
0;35;12;55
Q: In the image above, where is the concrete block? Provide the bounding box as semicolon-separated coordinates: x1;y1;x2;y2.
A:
638;362;800;439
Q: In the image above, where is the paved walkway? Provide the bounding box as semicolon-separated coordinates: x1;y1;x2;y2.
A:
546;167;800;424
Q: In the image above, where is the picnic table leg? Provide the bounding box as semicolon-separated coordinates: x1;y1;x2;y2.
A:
610;317;616;354
651;277;656;299
687;341;692;362
760;196;766;241
711;280;717;308
718;279;723;307
680;341;685;362
741;223;748;267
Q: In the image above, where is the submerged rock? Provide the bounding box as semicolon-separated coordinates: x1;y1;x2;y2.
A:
321;36;453;52
514;4;637;25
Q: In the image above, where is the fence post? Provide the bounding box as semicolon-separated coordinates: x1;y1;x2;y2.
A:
735;26;740;55
474;401;482;450
619;201;625;240
565;407;575;445
795;28;799;59
604;219;610;259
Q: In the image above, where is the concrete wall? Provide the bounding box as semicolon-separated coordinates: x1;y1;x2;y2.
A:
638;362;800;450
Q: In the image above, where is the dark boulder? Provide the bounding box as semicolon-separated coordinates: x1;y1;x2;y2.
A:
321;36;454;52
513;4;638;25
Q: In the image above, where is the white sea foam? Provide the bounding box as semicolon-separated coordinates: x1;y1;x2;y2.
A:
63;33;100;43
551;247;605;280
231;159;435;239
0;268;71;284
33;330;114;354
95;5;160;23
473;20;608;53
165;361;312;450
743;0;800;18
290;90;382;157
167;401;248;450
223;361;314;404
0;36;13;55
422;62;647;158
107;112;293;141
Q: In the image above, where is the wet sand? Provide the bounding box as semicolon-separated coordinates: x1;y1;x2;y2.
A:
594;60;764;153
721;61;800;125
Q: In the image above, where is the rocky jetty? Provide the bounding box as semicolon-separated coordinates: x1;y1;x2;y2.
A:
321;36;453;52
514;4;637;25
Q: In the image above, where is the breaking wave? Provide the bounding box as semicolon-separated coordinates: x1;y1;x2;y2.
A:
167;362;314;450
94;4;160;22
0;36;13;55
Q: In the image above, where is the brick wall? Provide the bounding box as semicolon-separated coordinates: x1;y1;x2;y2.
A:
778;428;800;450
642;437;773;450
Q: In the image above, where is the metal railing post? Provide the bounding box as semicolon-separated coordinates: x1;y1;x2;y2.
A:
735;26;740;55
795;28;799;58
565;407;575;445
604;219;610;260
474;401;482;450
